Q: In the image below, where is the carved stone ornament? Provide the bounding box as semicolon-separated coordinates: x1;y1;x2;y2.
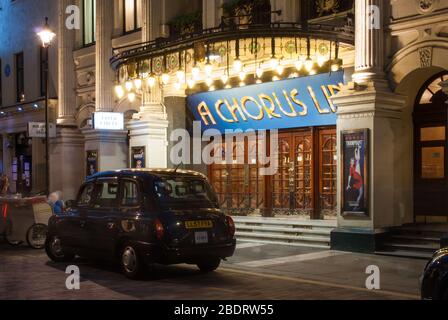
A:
417;0;437;13
419;47;433;68
316;0;340;17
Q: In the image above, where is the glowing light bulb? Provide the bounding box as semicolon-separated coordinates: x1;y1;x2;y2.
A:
233;58;243;73
239;71;246;81
147;75;156;88
305;58;314;72
174;82;182;91
256;67;264;79
128;92;136;102
276;65;284;75
221;72;229;84
192;66;201;80
309;69;317;75
209;85;216;92
317;55;327;67
295;59;303;71
256;79;262;84
161;73;170;85
125;81;133;91
205;78;213;87
204;63;213;77
270;57;279;70
114;85;124;99
239;81;245;87
331;59;343;72
187;78;196;89
133;78;142;90
272;76;280;81
176;70;186;83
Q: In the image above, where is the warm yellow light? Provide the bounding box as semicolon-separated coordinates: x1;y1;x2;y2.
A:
128;92;136;102
147;75;156;88
205;78;213;87
174;82;182;91
331;59;343;72
209;85;216;92
309;69;317;75
233;58;243;73
272;76;280;81
134;78;142;90
270;57;279;70
192;66;201;80
256;79;262;84
317;55;328;67
204;63;213;77
176;70;186;83
161;73;170;85
276;65;284;75
225;84;232;89
256;67;264;79
114;85;124;99
125;81;133;91
239;71;246;81
37;28;56;47
305;58;314;72
239;81;245;87
221;72;229;84
295;59;303;71
187;78;196;89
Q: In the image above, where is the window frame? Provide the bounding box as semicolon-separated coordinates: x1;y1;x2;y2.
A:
92;178;120;209
15;52;24;103
123;0;142;34
76;182;96;208
119;178;143;209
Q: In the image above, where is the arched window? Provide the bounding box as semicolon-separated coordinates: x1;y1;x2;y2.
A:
418;73;448;105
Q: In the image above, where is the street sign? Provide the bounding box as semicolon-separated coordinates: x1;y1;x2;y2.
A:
27;122;57;138
93;112;124;130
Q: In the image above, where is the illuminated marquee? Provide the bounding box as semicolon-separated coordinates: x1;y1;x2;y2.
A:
187;71;344;132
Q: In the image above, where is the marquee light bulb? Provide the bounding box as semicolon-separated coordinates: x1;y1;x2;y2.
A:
256;79;262;84
276;65;284;75
204;63;213;77
205;78;213;87
209;85;216;92
125;81;133;91
272;75;280;82
239;71;246;81
127;92;136;102
114;85;124;99
147;75;156;88
176;70;186;84
305;57;314;72
187;78;196;89
317;55;328;67
331;58;343;72
239;81;246;87
133;78;142;90
233;58;243;73
192;66;201;80
256;67;264;79
309;69;317;75
295;59;303;71
270;57;279;70
161;73;170;85
221;72;229;84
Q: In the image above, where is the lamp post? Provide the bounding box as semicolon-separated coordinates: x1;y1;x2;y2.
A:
37;17;56;196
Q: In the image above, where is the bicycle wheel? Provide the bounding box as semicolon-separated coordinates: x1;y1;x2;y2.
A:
26;224;48;249
4;219;23;246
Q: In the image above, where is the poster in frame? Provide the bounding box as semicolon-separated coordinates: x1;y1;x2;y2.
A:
86;150;99;177
341;129;369;217
131;147;146;169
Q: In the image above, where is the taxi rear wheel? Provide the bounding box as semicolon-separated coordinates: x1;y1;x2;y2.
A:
120;243;145;280
197;257;221;273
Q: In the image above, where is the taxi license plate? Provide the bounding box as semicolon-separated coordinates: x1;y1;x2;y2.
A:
195;231;208;244
185;220;213;229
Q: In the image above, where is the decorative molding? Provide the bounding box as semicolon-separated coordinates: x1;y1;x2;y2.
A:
416;0;438;14
418;46;433;67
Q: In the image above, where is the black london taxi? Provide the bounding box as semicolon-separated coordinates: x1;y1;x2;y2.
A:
45;169;236;279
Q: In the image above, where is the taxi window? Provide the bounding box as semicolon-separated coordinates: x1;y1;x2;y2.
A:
93;180;119;208
78;183;94;206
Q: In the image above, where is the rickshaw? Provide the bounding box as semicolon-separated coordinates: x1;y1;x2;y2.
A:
1;196;53;249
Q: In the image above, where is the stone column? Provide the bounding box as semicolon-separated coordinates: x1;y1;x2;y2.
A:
330;0;407;253
95;0;114;112
57;0;77;125
352;0;386;85
50;0;85;200
127;0;169;169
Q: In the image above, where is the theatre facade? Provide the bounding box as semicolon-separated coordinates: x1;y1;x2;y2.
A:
1;0;448;253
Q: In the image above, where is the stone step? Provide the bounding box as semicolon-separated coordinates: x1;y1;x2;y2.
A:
235;224;331;236
236;238;330;249
375;249;434;260
236;231;330;248
391;234;440;243
233;217;337;229
382;242;440;252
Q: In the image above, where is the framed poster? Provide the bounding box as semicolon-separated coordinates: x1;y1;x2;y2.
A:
86;150;99;177
131;147;146;169
341;129;369;217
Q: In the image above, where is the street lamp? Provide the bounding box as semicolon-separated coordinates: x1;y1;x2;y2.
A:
37;17;55;196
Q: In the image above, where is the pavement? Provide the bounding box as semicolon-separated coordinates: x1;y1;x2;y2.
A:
0;240;427;300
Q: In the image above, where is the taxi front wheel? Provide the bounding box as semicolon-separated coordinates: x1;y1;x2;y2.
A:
120;243;145;280
45;235;75;263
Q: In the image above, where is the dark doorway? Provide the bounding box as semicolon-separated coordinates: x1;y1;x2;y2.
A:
413;72;448;218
